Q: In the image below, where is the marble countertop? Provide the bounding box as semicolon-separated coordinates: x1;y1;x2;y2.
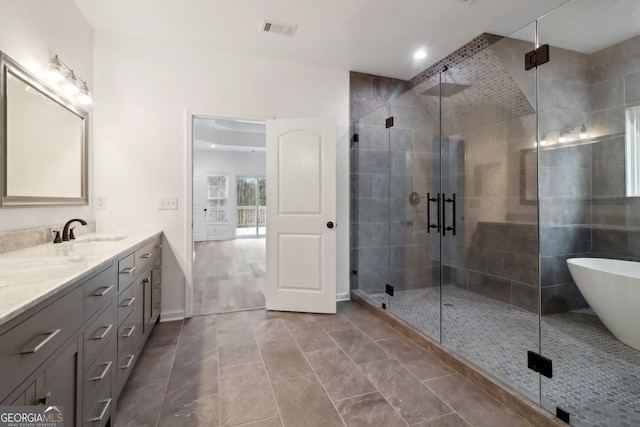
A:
0;230;161;327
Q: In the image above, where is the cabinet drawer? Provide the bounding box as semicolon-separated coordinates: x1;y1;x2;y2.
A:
117;284;135;327
135;240;158;276
85;265;115;321
117;253;135;292
0;285;83;401
84;337;115;406
84;302;116;365
116;325;135;394
84;369;112;427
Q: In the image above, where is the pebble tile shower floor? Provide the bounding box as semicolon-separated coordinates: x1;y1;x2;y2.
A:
369;286;640;427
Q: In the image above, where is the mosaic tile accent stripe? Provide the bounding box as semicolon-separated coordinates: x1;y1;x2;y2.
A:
408;33;502;88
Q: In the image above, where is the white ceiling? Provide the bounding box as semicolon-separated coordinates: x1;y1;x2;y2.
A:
193;117;266;152
72;0;571;81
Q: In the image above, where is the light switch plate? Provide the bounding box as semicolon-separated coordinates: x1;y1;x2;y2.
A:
159;197;178;210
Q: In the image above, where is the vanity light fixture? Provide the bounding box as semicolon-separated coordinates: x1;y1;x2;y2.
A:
579;124;589;139
44;55;93;106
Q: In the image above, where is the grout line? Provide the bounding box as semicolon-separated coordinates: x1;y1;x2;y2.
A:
249;318;284;427
154;319;185;427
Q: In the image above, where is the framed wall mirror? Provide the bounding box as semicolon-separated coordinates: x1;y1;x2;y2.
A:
0;51;88;207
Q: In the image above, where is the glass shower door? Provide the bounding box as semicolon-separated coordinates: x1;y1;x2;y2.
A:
385;90;442;341
351;103;392;305
437;24;541;403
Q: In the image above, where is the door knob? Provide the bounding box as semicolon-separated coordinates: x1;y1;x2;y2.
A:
327;221;334;229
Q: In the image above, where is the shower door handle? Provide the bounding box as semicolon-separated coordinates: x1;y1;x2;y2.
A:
442;193;456;237
426;193;441;233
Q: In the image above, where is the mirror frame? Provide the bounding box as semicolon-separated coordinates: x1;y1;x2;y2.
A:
0;51;88;207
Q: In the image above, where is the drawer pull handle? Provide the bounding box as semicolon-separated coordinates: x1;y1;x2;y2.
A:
120;354;134;369
93;324;113;340
155;244;163;249
22;329;62;354
120;297;135;307
91;361;113;381
92;285;114;297
37;391;52;406
120;266;136;275
88;398;112;422
140;253;152;259
121;325;136;338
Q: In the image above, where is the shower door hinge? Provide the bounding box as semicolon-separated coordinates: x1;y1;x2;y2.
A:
351;133;359;147
524;44;550;70
527;351;553;378
385;117;394;128
556;407;570;424
385;284;394;296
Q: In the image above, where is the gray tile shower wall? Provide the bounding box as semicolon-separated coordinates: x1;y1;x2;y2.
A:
350;72;411;294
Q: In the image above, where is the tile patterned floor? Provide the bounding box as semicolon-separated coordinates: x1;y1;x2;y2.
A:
115;301;534;427
368;286;640;427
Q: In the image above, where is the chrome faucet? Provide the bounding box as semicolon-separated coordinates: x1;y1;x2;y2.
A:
62;218;88;241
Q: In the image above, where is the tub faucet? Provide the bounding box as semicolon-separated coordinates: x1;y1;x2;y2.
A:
62;218;88;241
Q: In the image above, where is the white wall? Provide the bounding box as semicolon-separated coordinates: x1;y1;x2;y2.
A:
194;149;266;240
0;0;94;232
94;32;350;320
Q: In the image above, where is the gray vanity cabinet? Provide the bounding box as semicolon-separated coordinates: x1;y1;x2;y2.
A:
115;235;162;396
0;232;162;427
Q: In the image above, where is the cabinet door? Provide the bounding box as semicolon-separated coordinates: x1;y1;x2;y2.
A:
143;273;152;332
36;337;82;427
151;262;162;322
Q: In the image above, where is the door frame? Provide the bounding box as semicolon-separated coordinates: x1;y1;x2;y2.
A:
184;110;272;318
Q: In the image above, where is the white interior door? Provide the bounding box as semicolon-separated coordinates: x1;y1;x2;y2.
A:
193;174;207;242
266;117;336;313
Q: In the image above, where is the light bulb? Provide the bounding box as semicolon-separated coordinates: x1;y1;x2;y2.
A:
579;124;588;139
76;83;92;106
45;56;65;83
62;71;80;97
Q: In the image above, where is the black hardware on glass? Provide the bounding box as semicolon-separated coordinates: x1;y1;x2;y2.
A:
385;284;394;297
441;193;456;236
385;117;394;128
556;407;570;424
426;193;441;233
524;44;550;71
326;221;334;229
527;350;553;378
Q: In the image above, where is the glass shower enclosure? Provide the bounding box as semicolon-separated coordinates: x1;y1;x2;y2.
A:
351;2;640;425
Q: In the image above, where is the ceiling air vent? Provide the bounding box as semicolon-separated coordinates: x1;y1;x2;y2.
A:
260;19;297;37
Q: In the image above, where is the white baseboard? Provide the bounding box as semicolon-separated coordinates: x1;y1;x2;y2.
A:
336;292;351;302
160;309;185;322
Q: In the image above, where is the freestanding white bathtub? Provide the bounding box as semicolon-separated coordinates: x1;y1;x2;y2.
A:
567;258;640;351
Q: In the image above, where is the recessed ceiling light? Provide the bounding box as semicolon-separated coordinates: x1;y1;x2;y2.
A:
210;144;216;148
414;50;427;59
